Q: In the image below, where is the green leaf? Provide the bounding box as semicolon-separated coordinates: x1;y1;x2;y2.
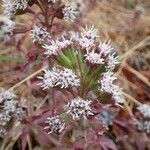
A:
0;55;25;63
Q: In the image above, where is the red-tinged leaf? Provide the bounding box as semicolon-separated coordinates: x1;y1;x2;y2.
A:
133;132;146;150
24;108;51;125
21;125;32;150
33;111;52;125
114;118;130;128
32;126;51;146
99;137;117;150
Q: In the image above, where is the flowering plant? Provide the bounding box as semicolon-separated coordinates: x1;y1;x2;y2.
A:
0;0;149;149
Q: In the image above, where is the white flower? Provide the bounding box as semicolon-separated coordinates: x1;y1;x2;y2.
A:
99;71;124;104
99;41;113;56
65;97;93;120
135;120;150;133
69;31;79;41
31;25;51;44
0;16;15;41
0;89;16;103
137;104;150;118
2;0;29;18
44;115;65;134
63;4;79;22
107;53;120;70
56;68;80;88
77;26;97;51
48;0;58;3
38;68;60;90
85;51;104;65
0;112;11;126
38;67;80;89
111;85;125;104
100;71;117;93
0;127;7;135
43;40;59;56
81;25;97;40
14;106;26;121
3;100;17;113
56;36;72;49
43;35;72;56
78;36;95;51
70;0;85;14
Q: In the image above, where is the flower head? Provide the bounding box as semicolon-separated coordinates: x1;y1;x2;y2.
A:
81;25;97;40
14;106;26;121
85;51;104;65
38;67;80;89
43;40;59;57
2;0;29;18
3;99;17;113
0;127;7;135
111;85;125;104
31;25;51;44
100;71;117;93
63;4;79;22
99;41;113;56
0;16;15;41
56;68;80;88
78;36;95;51
38;68;60;90
56;36;72;49
44;115;65;134
76;26;97;51
48;0;58;3
0;89;16;103
137;104;150;118
107;53;120;70
99;71;125;104
70;0;85;14
0;112;11;126
65;97;93;120
0;88;26;132
135;120;150;133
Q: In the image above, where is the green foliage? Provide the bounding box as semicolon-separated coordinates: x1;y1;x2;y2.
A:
0;55;25;63
57;48;106;96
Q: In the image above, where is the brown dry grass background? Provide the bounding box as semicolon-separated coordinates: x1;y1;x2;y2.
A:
0;0;150;121
86;0;150;115
0;0;150;149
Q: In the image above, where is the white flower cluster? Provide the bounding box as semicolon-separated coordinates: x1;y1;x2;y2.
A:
71;26;119;68
0;128;7;135
100;71;117;93
39;67;80;90
65;97;93;120
31;25;51;44
48;0;59;3
0;89;16;103
0;89;26;135
99;71;125;104
70;0;85;14
44;115;65;134
85;51;104;65
99;41;113;56
0;16;15;41
77;26;97;51
107;53;120;70
135;120;150;133
2;0;29;18
63;4;79;22
137;104;150;118
99;41;120;71
43;36;72;57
